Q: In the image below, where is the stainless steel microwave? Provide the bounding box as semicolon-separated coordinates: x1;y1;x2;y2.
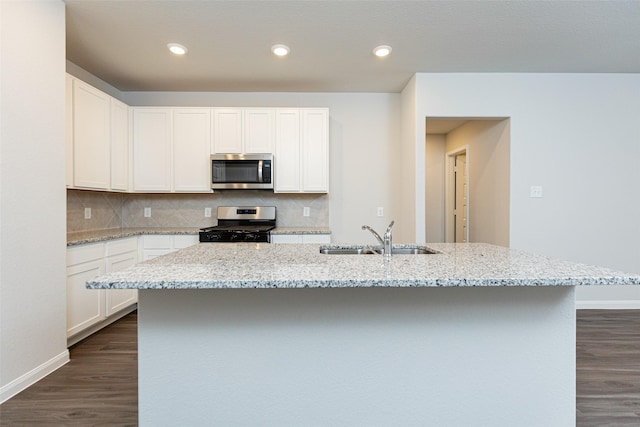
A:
211;154;273;190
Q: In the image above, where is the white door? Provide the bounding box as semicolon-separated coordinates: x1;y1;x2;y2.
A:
73;79;110;189
67;259;105;337
110;98;129;191
132;108;172;191
105;251;138;316
301;109;329;192
274;109;301;192
173;109;211;192
244;109;275;153
212;109;243;153
454;153;468;243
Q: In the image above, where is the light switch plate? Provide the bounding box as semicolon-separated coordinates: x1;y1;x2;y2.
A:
144;207;151;217
377;207;384;217
84;207;91;219
530;185;543;198
303;207;310;217
204;207;212;218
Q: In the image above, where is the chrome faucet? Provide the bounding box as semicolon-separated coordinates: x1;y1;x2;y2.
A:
362;220;395;258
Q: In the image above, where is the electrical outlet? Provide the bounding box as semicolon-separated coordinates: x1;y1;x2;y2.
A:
144;207;151;218
84;207;91;219
204;207;212;218
377;207;384;217
303;207;310;217
530;186;543;198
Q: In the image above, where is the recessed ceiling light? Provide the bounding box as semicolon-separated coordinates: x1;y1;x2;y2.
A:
167;43;188;55
373;45;392;57
271;44;290;57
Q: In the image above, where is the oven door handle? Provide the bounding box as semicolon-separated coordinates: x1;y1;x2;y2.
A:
258;160;264;183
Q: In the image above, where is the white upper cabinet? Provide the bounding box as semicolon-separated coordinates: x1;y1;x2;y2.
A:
173;109;211;192
67;74;130;192
274;109;301;192
110;98;129;191
212;108;275;154
275;108;329;193
212;109;243;153
301;109;329;192
244;109;275;153
66;74;74;187
72;78;110;189
133;108;172;191
131;107;211;192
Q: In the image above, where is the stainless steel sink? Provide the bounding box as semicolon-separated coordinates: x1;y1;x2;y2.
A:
319;245;437;255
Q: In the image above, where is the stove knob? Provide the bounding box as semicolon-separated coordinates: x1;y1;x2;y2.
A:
230;234;240;241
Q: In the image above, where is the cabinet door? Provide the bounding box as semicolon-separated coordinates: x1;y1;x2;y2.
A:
73;79;110;189
66;74;74;187
173;235;199;249
67;243;106;337
67;258;105;337
105;251;138;316
173;109;212;192
141;235;174;260
110;98;129;191
213;109;243;153
244;109;275;153
301;109;329;192
133;108;172;191
274;109;301;192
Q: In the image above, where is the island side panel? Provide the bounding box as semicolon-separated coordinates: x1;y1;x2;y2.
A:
138;286;576;427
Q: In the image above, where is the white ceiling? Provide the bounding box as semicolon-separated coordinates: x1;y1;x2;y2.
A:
65;0;640;93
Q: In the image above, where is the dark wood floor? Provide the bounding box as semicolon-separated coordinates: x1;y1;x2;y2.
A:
576;309;640;426
1;310;639;426
0;312;138;426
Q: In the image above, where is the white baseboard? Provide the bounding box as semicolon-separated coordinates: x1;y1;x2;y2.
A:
0;350;69;404
576;300;640;310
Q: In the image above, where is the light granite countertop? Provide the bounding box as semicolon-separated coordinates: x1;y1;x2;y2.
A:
86;242;640;290
271;226;331;235
68;226;331;246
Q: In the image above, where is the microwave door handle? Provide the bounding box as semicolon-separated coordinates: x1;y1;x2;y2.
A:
258;160;264;183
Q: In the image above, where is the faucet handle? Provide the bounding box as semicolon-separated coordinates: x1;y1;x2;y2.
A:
386;220;395;234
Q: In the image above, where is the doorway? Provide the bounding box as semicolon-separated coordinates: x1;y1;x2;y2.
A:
425;117;510;246
446;148;469;243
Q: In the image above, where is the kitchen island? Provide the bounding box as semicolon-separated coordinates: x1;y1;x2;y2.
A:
88;243;640;427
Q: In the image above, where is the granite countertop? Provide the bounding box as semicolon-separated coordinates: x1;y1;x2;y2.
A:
68;226;331;246
67;228;199;246
271;227;331;235
86;242;640;290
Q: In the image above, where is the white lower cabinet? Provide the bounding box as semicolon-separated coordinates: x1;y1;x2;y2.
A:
271;234;331;244
141;234;198;261
66;237;139;342
105;238;138;316
67;243;105;338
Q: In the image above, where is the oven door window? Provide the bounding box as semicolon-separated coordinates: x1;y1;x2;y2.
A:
212;161;259;183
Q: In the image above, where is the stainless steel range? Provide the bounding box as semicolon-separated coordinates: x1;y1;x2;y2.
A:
199;206;276;243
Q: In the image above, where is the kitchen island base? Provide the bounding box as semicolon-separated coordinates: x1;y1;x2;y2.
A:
138;286;576;426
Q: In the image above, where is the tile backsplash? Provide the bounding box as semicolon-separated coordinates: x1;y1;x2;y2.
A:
67;190;123;232
67;189;329;232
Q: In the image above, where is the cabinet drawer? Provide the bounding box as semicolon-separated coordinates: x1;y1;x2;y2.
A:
142;235;174;249
174;235;198;249
105;237;138;256
67;242;104;266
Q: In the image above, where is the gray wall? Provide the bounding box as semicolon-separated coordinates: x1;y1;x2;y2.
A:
411;73;640;308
